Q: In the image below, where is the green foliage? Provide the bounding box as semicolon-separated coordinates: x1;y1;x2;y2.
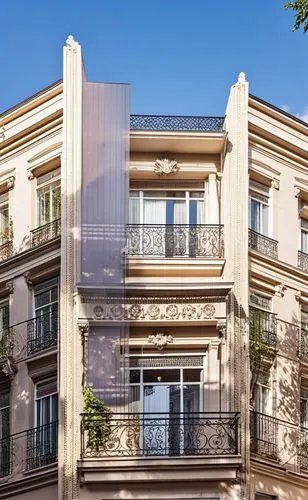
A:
0;329;14;359
83;385;112;452
285;0;308;32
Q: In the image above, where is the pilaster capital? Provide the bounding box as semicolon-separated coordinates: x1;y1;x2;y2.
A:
275;283;287;297
23;272;33;286
294;187;301;198
216;320;226;339
271;178;280;190
209;339;221;349
77;320;89;336
5;280;14;295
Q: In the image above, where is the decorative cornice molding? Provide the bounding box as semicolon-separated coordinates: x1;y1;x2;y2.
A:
0;126;5;142
148;332;173;351
154;157;179;176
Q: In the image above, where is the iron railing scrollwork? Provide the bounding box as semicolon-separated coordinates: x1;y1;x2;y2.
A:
130;115;225;132
248;229;278;259
0;421;58;478
298;251;308;273
250;411;278;460
127;224;224;258
249;306;277;348
31;218;61;247
299;327;308;360
80;412;239;458
0;241;13;263
27;310;58;355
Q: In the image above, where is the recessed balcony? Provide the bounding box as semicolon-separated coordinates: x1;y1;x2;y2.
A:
0;421;58;478
80;412;239;458
248;229;278;259
31;218;61;247
249;306;277;348
127;225;224;279
298;250;308;273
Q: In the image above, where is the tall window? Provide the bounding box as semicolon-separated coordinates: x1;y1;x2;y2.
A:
35;377;58;427
249;182;269;236
300;389;308;429
29;278;58;354
0;388;10;477
129;191;205;225
37;168;61;227
129;356;204;456
301;218;308;254
254;379;271;415
0;193;9;245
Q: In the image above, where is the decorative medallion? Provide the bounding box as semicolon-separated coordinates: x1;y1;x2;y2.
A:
129;303;142;319
147;304;160;320
148;332;173;351
166;304;179;318
183;304;197;319
93;305;104;318
154;157;179;176
203;304;215;318
110;304;123;319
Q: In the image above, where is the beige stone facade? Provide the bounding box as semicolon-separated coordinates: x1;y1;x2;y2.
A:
0;37;307;500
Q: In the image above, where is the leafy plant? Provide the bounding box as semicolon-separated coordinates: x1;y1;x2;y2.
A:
83;385;112;452
285;0;308;32
0;218;13;246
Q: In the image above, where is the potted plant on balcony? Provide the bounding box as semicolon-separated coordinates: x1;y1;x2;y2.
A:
83;385;112;453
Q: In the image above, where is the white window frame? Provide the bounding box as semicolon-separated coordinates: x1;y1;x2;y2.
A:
0;194;9;245
35;376;58;428
300;217;308;255
129;190;205;225
36;169;61;227
249;182;271;237
254;381;272;416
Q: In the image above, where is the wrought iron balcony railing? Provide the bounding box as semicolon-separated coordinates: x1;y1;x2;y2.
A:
0;241;13;263
298;250;308;273
31;218;61;247
298;428;308;471
248;229;278;259
250;411;278;460
27;310;58;356
0;421;58;478
0;327;13;360
126;225;224;258
130;115;225;132
299;327;308;360
80;412;239;458
249;306;277;348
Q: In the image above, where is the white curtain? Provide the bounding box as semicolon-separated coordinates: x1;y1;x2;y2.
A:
197;200;205;224
129;198;140;224
144;200;166;224
173;201;186;224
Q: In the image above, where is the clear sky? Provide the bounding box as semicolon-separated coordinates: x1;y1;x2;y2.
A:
1;0;307;120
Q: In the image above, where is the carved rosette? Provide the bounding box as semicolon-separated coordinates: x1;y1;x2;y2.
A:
148;332;173;351
154;157;179;176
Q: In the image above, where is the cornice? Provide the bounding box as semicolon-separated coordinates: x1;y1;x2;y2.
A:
251;457;308;489
0;465;57;499
0;128;62;165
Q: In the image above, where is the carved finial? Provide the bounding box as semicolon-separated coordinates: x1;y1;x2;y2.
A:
237;72;246;84
66;35;79;48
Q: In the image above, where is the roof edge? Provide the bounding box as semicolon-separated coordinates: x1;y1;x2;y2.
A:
249;93;308;128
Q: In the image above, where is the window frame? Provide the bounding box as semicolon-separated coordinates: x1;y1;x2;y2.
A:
249;182;270;237
36;169;61;228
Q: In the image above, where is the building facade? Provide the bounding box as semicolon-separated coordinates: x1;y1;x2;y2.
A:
0;37;307;500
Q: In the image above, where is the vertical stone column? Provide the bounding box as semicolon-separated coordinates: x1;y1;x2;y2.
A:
208;173;219;224
223;72;250;499
206;340;220;411
59;35;83;500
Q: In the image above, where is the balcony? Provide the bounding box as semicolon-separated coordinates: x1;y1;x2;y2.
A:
298;250;308;273
249;306;277;348
130;115;225;132
0;421;58;478
31;218;61;247
299;327;308;360
27;310;58;356
0;241;13;263
80;412;239;458
248;229;278;259
127;225;224;258
250;411;278;460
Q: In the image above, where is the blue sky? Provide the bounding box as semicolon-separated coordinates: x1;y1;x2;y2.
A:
1;0;307;120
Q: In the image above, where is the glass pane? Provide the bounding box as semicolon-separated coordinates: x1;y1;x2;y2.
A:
143;369;180;383
129;198;140;224
128;385;140;413
301;230;308;254
52;186;61;220
143;191;167;198
173;201;186;224
129;370;140;383
262;204;269;236
144;200;166;224
190;192;204;199
250;198;261;232
183;369;202;383
183;386;200;413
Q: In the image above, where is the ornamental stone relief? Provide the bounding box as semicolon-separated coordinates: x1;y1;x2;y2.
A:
91;301;216;321
154;157;179;176
148;332;173;350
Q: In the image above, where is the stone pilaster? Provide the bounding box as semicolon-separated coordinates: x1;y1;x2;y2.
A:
59;35;83;500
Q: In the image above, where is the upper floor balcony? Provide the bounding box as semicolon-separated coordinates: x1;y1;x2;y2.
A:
248;229;278;259
249;306;277;349
80;411;239;458
31;218;61;248
298;250;308;273
0;421;58;479
130;115;225;132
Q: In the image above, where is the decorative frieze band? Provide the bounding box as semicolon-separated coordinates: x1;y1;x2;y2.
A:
79;295;225;322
